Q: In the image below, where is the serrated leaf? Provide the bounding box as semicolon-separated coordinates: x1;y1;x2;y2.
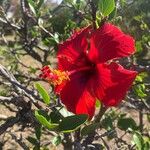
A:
35;111;58;130
99;0;115;16
35;83;50;105
117;117;137;131
58;114;88;133
81;123;100;136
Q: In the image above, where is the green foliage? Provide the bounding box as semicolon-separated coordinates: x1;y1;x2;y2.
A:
50;8;74;34
101;115;113;130
50;111;62;124
35;83;50;105
136;41;143;53
27;136;39;146
27;0;45;16
117;117;137;131
98;0;115;16
35;125;42;140
95;99;101;108
35;110;59;130
81;123;100;136
58;114;88;133
133;74;148;98
27;0;37;15
132;132;150;150
101;109;117;131
52;136;62;146
35;109;88;133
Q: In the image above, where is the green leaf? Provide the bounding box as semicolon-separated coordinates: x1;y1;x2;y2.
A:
134;84;147;98
35;83;50;105
136;41;143;53
50;111;62;124
108;6;117;20
117;117;137;131
144;141;150;150
27;136;38;145
95;99;101;108
58;114;88;133
58;107;73;117
133;132;144;150
101;116;113;130
99;0;115;16
27;0;37;15
120;0;126;7
52;136;62;146
37;0;44;10
35;125;42;140
81;123;100;136
35;111;58;130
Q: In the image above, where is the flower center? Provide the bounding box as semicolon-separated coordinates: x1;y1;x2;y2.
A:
39;66;92;86
39;66;69;86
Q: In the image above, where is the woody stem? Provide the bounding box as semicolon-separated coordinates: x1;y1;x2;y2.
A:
94;104;107;123
89;0;97;30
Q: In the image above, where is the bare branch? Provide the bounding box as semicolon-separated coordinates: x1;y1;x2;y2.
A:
0;17;21;30
9;133;29;150
0;116;19;135
0;64;42;109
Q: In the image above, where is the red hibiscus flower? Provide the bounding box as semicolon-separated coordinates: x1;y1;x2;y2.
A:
40;23;137;119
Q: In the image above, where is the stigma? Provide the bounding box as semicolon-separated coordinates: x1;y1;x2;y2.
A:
39;66;69;86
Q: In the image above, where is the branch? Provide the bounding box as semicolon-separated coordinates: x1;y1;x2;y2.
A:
0;15;21;30
89;0;97;29
0;64;42;109
0;116;19;135
9;133;29;150
134;65;150;73
0;114;8;120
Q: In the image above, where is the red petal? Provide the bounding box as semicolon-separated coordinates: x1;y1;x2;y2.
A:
59;71;95;119
57;27;91;71
91;63;137;106
88;23;135;63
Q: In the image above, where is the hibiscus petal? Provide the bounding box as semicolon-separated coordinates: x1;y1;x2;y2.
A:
91;63;137;106
59;71;95;119
88;23;135;63
57;27;91;71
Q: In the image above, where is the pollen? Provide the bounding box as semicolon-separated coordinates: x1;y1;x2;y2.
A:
39;66;69;86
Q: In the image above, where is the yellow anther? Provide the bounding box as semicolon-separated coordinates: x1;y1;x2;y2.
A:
52;69;70;86
40;65;70;86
